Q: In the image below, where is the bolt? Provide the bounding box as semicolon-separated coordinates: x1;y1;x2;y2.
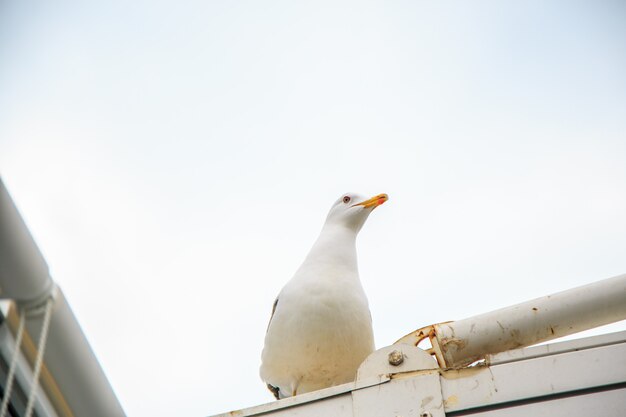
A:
388;350;404;366
420;413;431;417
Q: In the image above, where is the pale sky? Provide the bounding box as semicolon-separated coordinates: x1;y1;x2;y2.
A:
1;1;626;416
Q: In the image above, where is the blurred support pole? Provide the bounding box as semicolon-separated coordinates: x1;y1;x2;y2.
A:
0;177;126;417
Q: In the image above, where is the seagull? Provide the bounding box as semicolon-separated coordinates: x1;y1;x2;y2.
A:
260;192;388;399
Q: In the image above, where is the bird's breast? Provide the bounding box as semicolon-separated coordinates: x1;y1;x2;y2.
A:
268;273;373;348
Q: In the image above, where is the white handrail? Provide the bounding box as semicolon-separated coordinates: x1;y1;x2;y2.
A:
397;273;626;367
0;178;126;417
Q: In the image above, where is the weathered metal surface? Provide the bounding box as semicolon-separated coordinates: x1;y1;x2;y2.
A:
212;330;626;417
356;344;437;381
396;273;626;367
440;331;626;413
216;274;626;416
486;328;626;366
218;273;626;416
353;370;444;417
394;324;447;366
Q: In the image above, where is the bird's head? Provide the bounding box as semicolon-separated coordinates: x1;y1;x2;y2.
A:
324;192;388;233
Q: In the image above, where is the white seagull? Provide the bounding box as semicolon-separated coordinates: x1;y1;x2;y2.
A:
260;192;388;399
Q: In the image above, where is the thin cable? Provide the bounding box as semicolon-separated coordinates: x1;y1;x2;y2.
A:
0;306;26;417
24;297;54;417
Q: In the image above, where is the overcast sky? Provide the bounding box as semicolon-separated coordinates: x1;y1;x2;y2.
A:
1;1;626;416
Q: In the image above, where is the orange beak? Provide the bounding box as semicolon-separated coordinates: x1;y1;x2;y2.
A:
352;193;389;209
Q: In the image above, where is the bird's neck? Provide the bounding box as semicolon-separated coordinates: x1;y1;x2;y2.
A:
304;224;358;268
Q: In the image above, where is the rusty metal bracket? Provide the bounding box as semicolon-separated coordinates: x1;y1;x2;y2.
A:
395;324;451;368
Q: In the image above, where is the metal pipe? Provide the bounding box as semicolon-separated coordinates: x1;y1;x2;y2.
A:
0;178;53;303
397;273;626;368
0;178;126;417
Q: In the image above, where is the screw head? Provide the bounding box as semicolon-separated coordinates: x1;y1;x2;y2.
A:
388;350;404;366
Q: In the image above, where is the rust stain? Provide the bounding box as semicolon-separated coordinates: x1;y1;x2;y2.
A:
439;364;488;380
429;326;438;338
394;321;455;368
444;395;459;407
395;325;435;346
390;369;439;380
395;322;454;345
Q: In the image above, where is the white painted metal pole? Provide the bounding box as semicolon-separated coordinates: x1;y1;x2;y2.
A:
0;178;53;303
0;178;126;417
432;273;626;367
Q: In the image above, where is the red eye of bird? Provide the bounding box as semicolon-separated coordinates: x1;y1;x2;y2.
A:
343;196;351;204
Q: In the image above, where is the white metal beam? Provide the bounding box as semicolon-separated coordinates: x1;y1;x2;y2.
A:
397;273;626;367
0;178;126;417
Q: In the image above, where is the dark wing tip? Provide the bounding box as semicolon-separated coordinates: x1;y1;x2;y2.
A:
265;297;279;333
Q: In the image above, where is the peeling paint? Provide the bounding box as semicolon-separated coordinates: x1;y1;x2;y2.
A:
440;337;466;353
